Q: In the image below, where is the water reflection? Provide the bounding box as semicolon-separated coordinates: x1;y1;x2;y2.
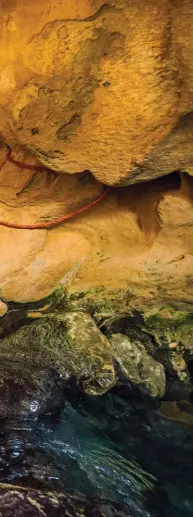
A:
1;389;193;517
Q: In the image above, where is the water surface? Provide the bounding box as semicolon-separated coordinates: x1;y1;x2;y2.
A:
1;388;193;517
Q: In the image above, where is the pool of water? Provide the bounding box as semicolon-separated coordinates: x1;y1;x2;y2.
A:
0;388;193;517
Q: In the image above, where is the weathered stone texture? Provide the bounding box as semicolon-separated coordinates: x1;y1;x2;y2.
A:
1;0;193;185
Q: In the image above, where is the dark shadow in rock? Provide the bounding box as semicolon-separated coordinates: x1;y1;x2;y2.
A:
163;373;193;402
0;309;27;339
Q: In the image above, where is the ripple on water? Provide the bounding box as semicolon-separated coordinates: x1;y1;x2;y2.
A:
1;389;193;517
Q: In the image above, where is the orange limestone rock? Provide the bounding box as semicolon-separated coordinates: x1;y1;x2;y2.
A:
0;0;193;185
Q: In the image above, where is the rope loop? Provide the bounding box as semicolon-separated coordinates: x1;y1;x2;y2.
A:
0;148;109;230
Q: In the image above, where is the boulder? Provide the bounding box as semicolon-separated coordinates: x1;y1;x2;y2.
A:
0;359;63;420
0;312;115;396
109;333;166;398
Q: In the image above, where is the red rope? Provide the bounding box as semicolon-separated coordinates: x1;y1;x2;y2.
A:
0;149;110;230
7;152;45;171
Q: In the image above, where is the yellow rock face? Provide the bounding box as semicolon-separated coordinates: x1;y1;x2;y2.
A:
0;0;193;306
0;0;193;185
0;146;192;305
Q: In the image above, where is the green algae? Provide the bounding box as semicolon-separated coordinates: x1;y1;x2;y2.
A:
0;311;115;396
110;333;165;398
0;284;193;395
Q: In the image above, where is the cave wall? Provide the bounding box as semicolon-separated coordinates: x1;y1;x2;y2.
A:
0;0;192;309
0;0;193;185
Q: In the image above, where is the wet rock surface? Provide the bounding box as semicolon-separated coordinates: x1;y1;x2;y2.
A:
0;388;191;517
0;301;193;399
0;311;115;396
0;359;63;420
0;484;128;517
109;333;165;398
160;401;193;428
0;324;191;516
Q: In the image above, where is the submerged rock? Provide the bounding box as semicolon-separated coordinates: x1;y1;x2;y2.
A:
110;333;166;398
0;359;63;420
0;484;128;517
0;312;115;396
160;401;193;428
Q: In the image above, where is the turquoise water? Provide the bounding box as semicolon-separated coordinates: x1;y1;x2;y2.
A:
1;388;193;516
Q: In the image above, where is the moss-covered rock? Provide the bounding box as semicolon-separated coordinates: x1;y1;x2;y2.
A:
109;333;165;398
141;307;192;380
1;285;193;398
0;312;115;396
142;306;191;348
72;290;192;383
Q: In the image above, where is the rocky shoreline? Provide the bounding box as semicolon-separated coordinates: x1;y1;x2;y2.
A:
0;285;192;405
0;286;192;516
